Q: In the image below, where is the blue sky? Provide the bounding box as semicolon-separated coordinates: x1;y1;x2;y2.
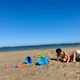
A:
0;0;80;46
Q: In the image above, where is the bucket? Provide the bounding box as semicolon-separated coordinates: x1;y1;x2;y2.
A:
25;56;33;64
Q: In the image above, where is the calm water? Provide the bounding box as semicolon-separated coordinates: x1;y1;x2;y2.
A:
0;43;80;52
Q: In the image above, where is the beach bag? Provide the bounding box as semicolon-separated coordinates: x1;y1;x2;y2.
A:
25;56;33;64
37;57;49;65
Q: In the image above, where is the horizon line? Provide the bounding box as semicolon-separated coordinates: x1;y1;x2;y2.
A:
0;42;80;48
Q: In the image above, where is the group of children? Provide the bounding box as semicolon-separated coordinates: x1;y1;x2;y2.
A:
56;48;80;63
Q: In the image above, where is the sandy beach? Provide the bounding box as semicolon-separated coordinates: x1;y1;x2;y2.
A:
0;46;80;80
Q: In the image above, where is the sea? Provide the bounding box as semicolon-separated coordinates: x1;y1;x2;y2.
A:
0;43;80;52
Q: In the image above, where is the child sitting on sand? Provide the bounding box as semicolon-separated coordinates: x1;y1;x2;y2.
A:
56;48;75;62
73;50;80;62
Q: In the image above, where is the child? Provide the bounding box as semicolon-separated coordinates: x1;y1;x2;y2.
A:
73;50;80;62
56;48;75;62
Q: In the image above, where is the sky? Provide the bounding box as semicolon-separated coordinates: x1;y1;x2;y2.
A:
0;0;80;46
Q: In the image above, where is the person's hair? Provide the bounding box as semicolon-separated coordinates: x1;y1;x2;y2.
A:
56;48;62;53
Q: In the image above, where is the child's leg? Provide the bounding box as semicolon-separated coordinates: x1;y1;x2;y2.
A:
70;53;76;62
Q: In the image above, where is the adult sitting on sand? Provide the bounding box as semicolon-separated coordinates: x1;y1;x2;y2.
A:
56;48;75;62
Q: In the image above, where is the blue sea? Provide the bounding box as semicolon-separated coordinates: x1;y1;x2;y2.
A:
0;43;80;52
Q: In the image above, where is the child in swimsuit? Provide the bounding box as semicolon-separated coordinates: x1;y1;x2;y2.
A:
56;48;75;62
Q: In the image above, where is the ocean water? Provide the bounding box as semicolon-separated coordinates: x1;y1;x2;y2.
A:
0;43;80;52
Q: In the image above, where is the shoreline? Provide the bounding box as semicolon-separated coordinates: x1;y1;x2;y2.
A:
0;42;80;52
0;46;80;52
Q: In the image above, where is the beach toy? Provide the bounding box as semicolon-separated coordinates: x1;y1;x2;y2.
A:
37;57;49;65
40;54;45;58
25;56;33;64
4;66;12;68
18;64;25;68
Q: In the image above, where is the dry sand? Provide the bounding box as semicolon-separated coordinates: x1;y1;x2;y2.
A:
0;47;80;80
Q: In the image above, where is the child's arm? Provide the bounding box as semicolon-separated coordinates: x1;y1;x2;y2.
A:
57;53;59;61
57;54;61;62
64;52;70;62
57;56;60;61
73;53;76;62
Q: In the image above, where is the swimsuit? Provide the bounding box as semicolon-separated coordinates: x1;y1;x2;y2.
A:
63;57;68;62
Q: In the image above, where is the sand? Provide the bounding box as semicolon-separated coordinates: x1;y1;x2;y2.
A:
0;47;80;80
